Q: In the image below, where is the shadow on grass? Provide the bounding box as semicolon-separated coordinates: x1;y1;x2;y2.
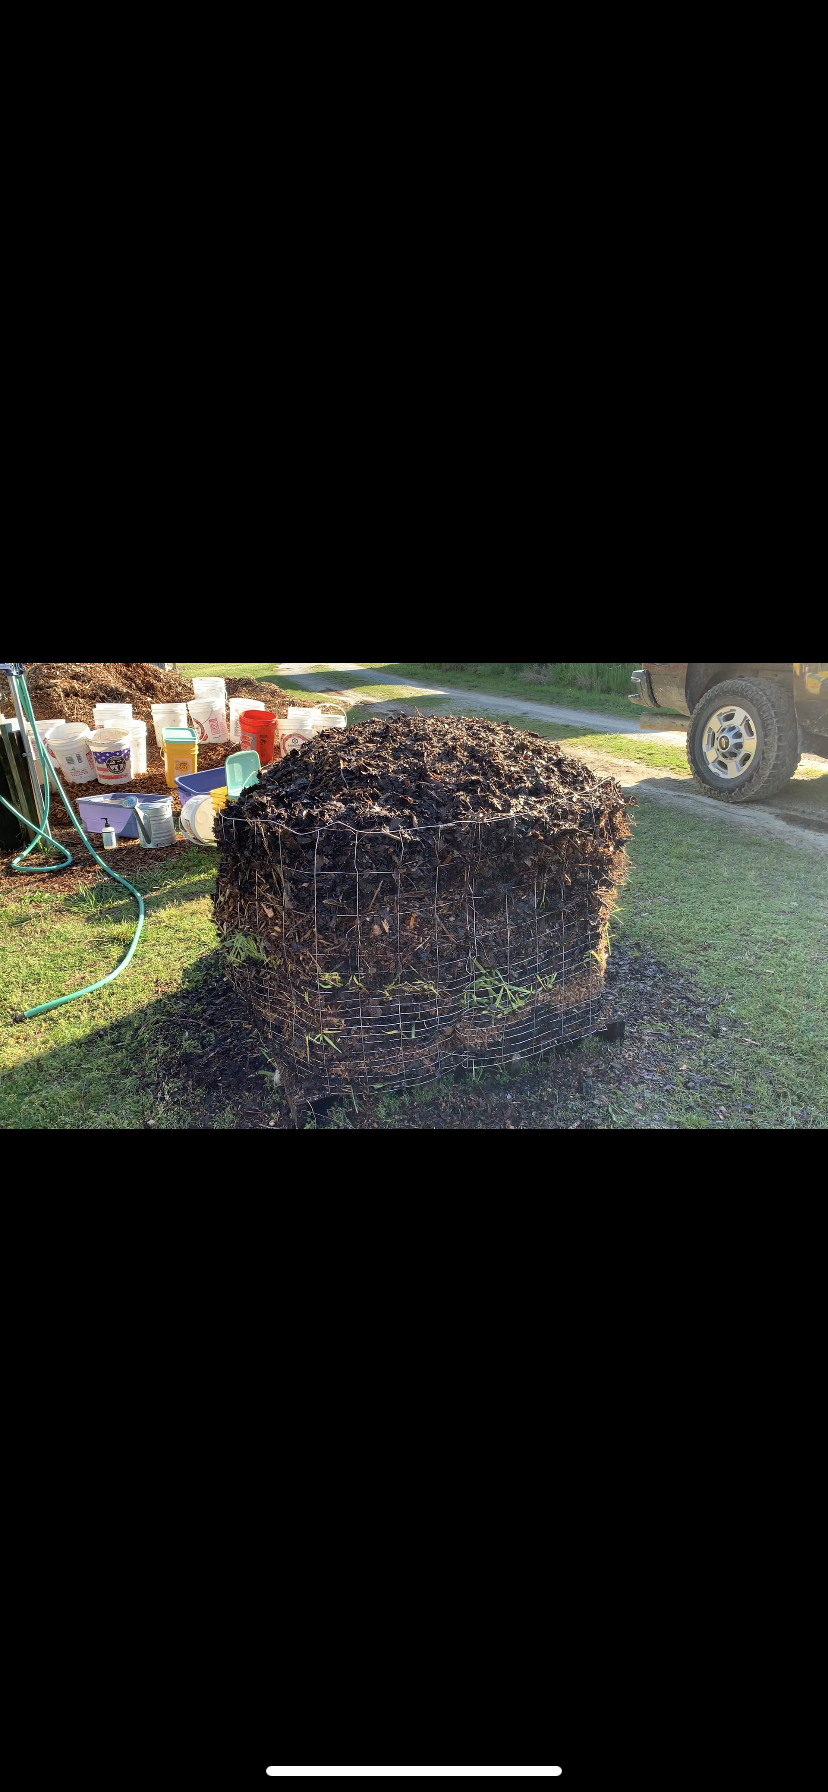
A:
780;773;828;811
65;848;218;920
0;948;290;1131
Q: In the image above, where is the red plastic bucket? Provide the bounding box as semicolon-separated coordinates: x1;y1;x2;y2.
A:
239;708;278;764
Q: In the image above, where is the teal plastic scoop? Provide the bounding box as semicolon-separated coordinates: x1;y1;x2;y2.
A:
224;750;261;799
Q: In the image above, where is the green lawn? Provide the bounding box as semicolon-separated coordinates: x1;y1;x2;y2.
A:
179;661;685;720
179;662;295;683
610;799;828;1124
0;846;243;1130
325;661;689;718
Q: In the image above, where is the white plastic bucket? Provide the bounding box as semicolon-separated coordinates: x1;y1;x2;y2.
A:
287;706;322;725
192;795;218;843
94;703;133;729
229;697;264;744
188;698;229;744
90;726;132;785
180;794;217;844
179;796;199;840
34;720;65;768
27;720;64;783
192;677;227;699
277;714;316;756
129;720;148;774
49;723;97;785
151;702;188;751
313;713;346;735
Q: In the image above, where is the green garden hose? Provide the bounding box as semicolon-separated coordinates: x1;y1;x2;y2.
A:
0;669;145;1019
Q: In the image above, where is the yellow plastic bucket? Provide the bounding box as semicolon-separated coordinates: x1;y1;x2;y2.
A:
162;728;199;789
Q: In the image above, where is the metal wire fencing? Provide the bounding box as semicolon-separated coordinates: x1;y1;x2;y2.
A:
215;811;624;1100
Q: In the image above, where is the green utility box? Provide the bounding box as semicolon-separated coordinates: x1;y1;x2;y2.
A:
0;721;40;849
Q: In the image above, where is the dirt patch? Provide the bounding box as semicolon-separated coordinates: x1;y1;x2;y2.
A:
130;958;292;1129
0;825;192;896
557;745;828;856
132;938;761;1130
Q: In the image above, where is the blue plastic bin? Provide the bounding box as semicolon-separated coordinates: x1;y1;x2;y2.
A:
175;767;229;804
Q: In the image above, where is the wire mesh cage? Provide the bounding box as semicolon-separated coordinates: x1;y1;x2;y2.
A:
214;806;628;1112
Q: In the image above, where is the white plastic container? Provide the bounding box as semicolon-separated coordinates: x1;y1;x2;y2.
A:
287;706;322;726
47;723;97;785
34;719;65;768
94;703;133;729
313;713;347;735
26;721;65;783
151;702;189;751
129;719;148;774
277;713;316;756
90;726;132;785
179;795;200;840
192;677;227;699
229;697;264;744
180;793;217;845
188;697;229;744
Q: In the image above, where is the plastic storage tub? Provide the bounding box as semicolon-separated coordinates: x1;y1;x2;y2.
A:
77;792;172;839
174;766;229;804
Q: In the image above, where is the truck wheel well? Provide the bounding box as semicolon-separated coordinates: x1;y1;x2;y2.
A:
686;664;793;710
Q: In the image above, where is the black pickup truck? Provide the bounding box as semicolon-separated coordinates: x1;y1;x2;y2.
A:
630;662;828;802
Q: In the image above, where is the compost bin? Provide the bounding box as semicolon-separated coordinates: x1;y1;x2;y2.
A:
213;715;632;1121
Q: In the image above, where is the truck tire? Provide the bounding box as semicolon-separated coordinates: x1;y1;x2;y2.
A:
686;677;801;803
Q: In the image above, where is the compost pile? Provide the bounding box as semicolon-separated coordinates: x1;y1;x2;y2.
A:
214;715;632;1100
11;664;325;729
14;662;194;725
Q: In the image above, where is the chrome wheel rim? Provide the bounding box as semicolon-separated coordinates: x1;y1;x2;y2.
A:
699;702;760;782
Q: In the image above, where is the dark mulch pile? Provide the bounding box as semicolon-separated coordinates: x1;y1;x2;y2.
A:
224;707;622;831
214;714;632;1111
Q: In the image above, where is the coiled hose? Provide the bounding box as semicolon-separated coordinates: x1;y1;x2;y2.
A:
0;669;145;1018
